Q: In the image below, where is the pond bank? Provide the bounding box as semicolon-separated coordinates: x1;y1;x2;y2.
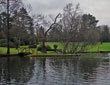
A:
0;52;30;57
0;53;80;57
27;54;80;57
77;51;110;53
0;50;110;57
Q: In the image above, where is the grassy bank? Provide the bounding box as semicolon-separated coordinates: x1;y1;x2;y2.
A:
0;42;110;55
45;42;110;52
87;42;110;52
0;47;18;54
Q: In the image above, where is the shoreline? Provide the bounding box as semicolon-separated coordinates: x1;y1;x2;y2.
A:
0;50;110;57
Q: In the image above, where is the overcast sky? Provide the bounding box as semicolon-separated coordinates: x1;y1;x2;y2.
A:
25;0;110;26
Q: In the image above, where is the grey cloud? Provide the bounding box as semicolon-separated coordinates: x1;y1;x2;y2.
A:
26;0;110;26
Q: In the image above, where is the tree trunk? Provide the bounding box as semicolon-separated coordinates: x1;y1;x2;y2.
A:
7;0;10;55
42;37;46;53
63;42;69;54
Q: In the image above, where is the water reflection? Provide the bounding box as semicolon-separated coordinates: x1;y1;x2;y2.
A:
0;57;35;84
0;54;110;85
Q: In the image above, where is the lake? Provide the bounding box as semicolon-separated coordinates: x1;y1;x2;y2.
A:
0;54;110;85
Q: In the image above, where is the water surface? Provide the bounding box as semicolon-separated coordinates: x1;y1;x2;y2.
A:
0;54;110;85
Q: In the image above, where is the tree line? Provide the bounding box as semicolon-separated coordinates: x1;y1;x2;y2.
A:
0;1;110;53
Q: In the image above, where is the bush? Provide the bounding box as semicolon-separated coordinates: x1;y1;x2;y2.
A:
29;44;37;48
37;45;53;51
45;45;51;50
37;46;42;51
0;50;2;54
53;44;58;50
0;39;7;44
0;42;16;48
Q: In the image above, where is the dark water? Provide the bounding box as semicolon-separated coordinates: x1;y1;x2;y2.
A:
0;54;110;85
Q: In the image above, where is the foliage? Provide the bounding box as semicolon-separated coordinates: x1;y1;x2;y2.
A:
99;25;110;42
29;44;37;48
55;3;100;53
46;42;110;52
0;42;110;55
10;7;36;46
45;45;51;50
0;1;110;54
0;42;16;48
37;45;53;51
53;44;58;50
0;39;7;44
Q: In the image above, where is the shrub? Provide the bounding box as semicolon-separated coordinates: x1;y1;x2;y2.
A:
0;50;2;54
29;44;37;48
37;45;52;51
0;39;7;44
37;46;42;51
0;42;16;48
53;44;58;50
45;45;51;50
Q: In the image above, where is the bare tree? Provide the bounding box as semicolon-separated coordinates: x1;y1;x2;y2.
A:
60;3;100;53
60;3;82;53
34;13;61;53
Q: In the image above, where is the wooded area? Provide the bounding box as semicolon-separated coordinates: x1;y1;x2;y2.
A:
0;0;110;54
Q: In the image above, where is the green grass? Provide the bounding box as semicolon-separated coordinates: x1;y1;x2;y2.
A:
0;42;110;55
86;42;110;52
0;47;18;54
45;42;110;52
45;42;62;49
